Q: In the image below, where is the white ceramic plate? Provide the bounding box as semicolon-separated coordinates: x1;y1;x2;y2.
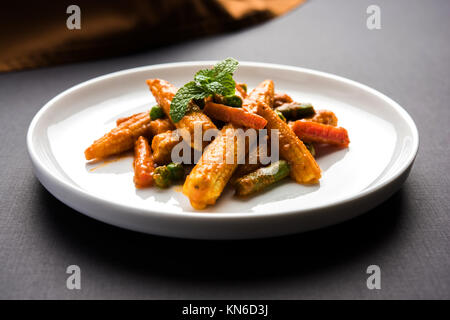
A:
27;61;418;239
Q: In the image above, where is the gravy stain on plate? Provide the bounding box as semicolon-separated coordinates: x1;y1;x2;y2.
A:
89;154;130;172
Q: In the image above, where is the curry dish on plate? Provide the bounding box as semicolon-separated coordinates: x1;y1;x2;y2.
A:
84;58;350;210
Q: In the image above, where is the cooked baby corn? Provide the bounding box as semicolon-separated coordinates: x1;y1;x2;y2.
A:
151;130;183;165
148;118;175;135
257;101;321;184
243;80;321;184
243;79;275;112
231;79;275;180
133;136;154;188
84;57;352;211
85;111;174;161
183;124;239;209
85;112;152;160
183;80;275;209
117;112;174;134
116;114;136;126
146;79;217;150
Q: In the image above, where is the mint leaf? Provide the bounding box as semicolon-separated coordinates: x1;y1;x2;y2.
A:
194;69;214;86
194;58;238;88
213;72;236;96
169;58;239;122
170;81;208;123
213;58;239;77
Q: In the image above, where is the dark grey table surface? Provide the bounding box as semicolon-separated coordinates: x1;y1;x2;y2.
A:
1;0;449;299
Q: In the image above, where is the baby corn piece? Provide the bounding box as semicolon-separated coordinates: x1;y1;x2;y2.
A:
85;112;152;160
257;102;321;184
116;113;138;126
151;131;183;165
243;79;275;113
243;80;320;184
183;124;239;210
117;112;174;134
146;79;217;150
148;118;175;135
232;80;275;180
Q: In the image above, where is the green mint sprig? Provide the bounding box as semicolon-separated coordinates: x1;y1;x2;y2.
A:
170;58;239;123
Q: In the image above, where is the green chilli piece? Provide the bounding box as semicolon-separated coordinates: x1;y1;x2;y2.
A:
275;110;287;122
304;142;316;157
235;160;291;196
214;94;243;108
154;163;184;188
223;95;242;108
238;83;247;93
150;105;165;120
275;102;315;121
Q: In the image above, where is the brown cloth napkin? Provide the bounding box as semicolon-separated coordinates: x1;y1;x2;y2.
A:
0;0;305;72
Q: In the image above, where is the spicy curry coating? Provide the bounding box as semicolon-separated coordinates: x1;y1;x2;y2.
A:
133;136;155;188
244;80;321;184
146;79;217;150
84;112;152;161
182;79;276;209
84;112;174;161
182;124;239;210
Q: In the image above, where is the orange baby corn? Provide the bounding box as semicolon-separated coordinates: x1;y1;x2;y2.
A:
116;114;138;126
258;101;321;184
242;80;321;184
146;79;217;150
291;120;350;147
183;81;275;209
151;130;183;165
229;79;274;180
85;112;152;161
242;79;275;113
133;136;154;188
183;124;239;209
148;118;175;135
203;102;267;129
117;112;174;133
